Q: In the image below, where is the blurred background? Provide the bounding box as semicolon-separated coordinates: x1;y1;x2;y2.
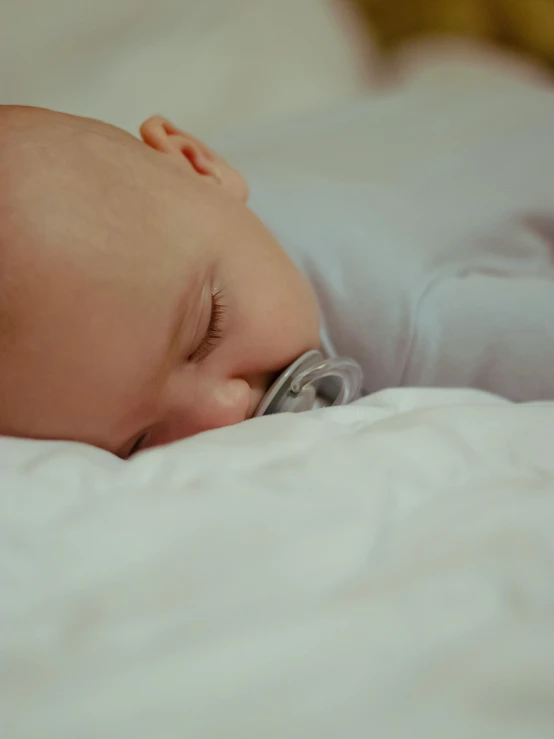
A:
351;0;554;68
0;0;552;139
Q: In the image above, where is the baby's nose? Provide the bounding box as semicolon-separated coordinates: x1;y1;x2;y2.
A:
163;376;252;442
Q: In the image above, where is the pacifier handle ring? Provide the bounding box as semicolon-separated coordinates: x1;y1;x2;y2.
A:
290;356;363;406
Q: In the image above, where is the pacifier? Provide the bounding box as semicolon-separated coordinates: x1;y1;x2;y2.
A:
254;350;363;417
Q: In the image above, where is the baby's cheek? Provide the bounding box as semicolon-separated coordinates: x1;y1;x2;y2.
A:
280;276;321;345
268;290;321;361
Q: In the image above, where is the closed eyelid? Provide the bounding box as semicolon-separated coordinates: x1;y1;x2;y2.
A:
188;289;227;363
125;432;149;459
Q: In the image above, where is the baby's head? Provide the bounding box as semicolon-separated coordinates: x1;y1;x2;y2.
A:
0;106;320;457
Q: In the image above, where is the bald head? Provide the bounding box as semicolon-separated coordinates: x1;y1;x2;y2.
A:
0;104;211;442
0;105;315;457
0;105;149;252
0;106;173;343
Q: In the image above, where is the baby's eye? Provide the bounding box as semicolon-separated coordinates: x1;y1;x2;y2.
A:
127;432;148;458
188;289;226;363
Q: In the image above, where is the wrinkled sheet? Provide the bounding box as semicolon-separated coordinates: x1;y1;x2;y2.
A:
2;389;554;738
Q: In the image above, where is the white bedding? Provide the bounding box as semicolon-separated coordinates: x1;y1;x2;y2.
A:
2;1;554;736
3;389;554;738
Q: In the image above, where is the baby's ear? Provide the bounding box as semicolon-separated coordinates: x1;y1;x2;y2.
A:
139;116;248;202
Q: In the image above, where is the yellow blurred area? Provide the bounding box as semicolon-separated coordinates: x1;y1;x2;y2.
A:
351;0;554;68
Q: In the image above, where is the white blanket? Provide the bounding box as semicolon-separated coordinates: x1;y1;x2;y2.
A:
2;2;554;735
2;389;554;738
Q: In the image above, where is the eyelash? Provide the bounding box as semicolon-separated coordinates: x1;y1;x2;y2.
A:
189;288;227;363
127;433;148;459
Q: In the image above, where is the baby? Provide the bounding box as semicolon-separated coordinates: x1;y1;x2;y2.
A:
2;100;554;459
0;106;321;458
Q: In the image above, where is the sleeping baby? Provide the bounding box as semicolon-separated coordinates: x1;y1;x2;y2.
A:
1;103;553;457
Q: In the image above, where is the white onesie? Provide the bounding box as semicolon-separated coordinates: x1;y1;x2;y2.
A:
220;63;554;401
